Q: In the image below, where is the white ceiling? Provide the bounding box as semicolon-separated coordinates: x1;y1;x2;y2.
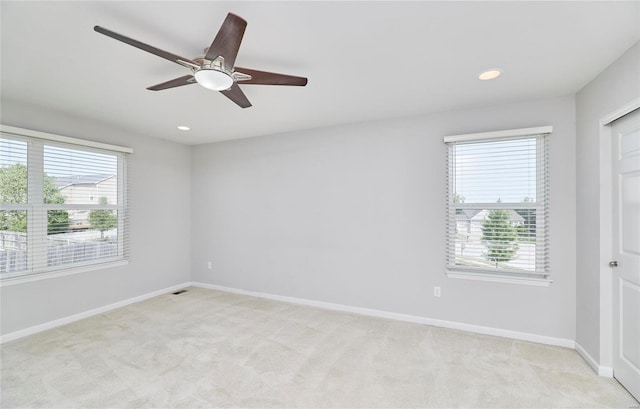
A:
2;1;639;145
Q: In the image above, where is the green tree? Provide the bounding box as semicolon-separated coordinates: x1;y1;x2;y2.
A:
44;171;69;235
453;193;465;204
88;196;117;240
0;164;69;234
516;223;529;239
481;209;519;267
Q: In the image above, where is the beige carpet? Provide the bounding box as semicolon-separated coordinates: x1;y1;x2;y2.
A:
1;286;637;408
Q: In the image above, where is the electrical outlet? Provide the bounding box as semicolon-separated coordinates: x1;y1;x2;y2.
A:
207;261;212;269
434;286;441;297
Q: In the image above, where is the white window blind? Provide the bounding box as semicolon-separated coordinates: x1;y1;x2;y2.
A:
0;137;29;274
444;127;550;279
0;125;131;280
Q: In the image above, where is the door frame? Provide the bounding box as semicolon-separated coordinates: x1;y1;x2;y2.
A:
598;97;640;376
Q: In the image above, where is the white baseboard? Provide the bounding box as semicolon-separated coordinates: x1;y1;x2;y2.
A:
575;342;613;377
0;280;580;360
191;282;575;349
0;282;191;344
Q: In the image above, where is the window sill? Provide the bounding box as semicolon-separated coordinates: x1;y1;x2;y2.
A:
446;270;552;287
0;259;129;287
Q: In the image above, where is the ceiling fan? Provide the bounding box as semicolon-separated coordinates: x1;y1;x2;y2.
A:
94;13;308;108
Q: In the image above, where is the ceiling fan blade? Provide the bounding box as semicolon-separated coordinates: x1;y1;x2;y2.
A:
147;75;196;91
205;13;247;69
220;83;252;108
94;26;198;67
234;67;308;86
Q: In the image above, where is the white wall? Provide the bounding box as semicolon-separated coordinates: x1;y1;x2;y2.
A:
0;100;192;336
2;36;635;348
192;96;576;340
575;42;640;364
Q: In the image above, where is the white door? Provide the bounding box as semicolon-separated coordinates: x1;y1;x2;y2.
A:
612;107;640;401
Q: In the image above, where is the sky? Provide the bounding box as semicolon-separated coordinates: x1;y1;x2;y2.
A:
453;138;538;204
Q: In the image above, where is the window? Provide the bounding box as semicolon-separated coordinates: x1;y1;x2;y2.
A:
444;126;551;284
0;125;132;282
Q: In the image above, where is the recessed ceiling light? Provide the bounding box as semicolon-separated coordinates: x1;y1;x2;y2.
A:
478;69;503;81
177;126;190;131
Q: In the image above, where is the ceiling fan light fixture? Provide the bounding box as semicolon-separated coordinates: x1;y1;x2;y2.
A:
194;69;234;91
478;69;502;81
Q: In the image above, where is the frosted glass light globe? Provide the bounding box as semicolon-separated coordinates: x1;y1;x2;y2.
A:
194;69;233;91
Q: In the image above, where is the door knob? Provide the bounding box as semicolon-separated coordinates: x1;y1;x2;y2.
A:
609;261;618;268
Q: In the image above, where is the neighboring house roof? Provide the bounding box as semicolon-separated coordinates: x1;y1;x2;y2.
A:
507;211;525;223
456;209;482;221
456;209;525;223
54;174;114;189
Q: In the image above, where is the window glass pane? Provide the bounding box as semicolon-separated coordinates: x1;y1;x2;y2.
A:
0;211;27;275
0;138;28;204
1;130;128;281
47;209;118;267
454;138;537;204
454;207;537;272
44;145;118;206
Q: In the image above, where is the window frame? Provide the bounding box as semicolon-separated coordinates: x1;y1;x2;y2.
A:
443;126;552;286
0;125;132;286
